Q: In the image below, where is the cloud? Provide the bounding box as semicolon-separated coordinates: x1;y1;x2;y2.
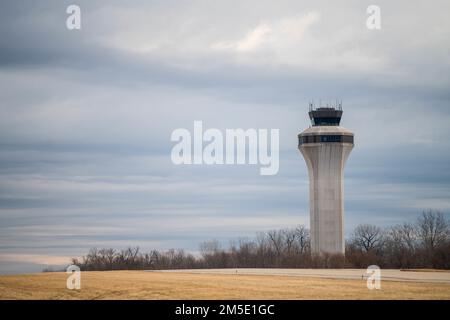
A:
211;12;320;54
212;23;272;52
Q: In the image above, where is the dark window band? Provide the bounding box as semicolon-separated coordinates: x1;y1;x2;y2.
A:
299;134;353;145
311;117;341;126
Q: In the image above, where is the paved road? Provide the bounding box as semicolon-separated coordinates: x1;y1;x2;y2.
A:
152;268;450;284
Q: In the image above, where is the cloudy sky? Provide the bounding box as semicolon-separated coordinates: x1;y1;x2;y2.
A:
1;0;450;274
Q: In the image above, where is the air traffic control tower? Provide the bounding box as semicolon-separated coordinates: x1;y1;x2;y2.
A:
298;103;354;255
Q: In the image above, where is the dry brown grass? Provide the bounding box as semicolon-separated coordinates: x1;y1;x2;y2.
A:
399;269;450;273
0;271;449;300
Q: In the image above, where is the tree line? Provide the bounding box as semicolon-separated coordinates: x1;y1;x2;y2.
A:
69;210;450;271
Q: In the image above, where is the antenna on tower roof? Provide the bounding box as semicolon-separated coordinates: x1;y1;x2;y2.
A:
308;99;343;111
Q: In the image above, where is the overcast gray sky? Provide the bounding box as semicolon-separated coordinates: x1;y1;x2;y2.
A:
1;0;450;274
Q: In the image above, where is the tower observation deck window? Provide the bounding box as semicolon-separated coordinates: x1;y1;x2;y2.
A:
312;117;341;126
321;135;341;142
308;107;343;126
298;134;354;145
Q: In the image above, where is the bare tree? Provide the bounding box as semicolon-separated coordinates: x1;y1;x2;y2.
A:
236;238;257;267
416;210;449;250
267;230;283;256
389;223;417;251
199;240;221;257
350;224;385;253
385;223;418;268
69;212;450;271
98;248;116;270
199;240;223;268
295;225;310;254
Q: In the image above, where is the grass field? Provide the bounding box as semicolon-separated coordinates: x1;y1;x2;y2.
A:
1;270;450;299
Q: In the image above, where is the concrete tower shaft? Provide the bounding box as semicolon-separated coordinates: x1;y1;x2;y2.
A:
298;108;354;255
